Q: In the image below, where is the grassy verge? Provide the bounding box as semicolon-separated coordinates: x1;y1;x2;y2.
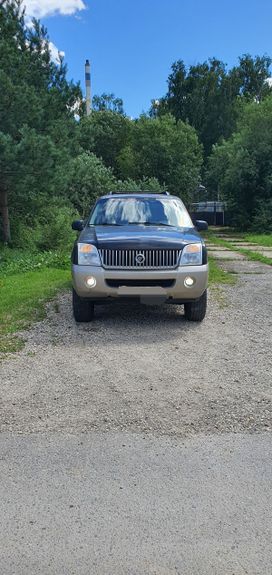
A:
0;267;70;355
208;257;237;308
206;234;272;266
208;257;236;286
0;247;70;276
244;234;272;247
203;227;242;239
204;229;272;247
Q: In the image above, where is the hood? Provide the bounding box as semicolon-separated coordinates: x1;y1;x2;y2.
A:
79;224;203;250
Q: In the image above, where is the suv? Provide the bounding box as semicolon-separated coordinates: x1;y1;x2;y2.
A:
71;192;208;322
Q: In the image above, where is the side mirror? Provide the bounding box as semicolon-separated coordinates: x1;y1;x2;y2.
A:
72;220;84;232
195;220;208;232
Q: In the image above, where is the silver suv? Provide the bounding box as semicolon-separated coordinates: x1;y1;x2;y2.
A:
71;192;208;322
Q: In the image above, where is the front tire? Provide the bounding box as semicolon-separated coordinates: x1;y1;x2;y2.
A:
72;289;94;322
184;289;207;322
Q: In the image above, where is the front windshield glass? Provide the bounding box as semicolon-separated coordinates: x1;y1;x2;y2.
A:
89;197;193;228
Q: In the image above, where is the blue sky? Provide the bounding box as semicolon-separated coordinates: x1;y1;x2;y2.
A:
27;0;272;117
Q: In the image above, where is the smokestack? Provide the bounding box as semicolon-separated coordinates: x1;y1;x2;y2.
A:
85;59;91;116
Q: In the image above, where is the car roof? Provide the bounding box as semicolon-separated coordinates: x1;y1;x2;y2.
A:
99;192;179;200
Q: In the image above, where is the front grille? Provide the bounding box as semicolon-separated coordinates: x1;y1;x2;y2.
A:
99;249;181;269
106;279;175;288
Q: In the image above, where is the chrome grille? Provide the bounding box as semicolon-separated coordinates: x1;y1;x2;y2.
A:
99;249;181;269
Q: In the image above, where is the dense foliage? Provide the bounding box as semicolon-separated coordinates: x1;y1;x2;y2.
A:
0;0;82;246
151;55;272;230
1;0;272;244
152;55;272;157
79;113;202;203
0;0;202;247
206;97;272;231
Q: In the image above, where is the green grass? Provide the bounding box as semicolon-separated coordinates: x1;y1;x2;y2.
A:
205;229;272;248
244;234;272;247
205;229;272;246
238;248;272;266
207;257;236;309
206;234;272;266
0;247;70;276
0;268;70;355
208;257;236;286
203;228;243;239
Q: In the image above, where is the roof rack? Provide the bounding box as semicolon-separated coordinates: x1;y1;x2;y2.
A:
108;190;170;196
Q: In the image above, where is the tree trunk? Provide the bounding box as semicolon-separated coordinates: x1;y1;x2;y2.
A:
0;184;11;244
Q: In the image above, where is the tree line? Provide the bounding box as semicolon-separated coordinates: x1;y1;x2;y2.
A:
153;56;272;230
1;0;272;248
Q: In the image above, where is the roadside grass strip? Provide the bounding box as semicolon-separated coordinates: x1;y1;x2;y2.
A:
208;257;236;286
244;234;272;247
207;257;237;309
204;230;272;246
0;268;70;355
0;248;70;276
207;235;272;266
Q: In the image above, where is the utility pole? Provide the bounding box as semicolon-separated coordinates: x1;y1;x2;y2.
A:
85;59;91;116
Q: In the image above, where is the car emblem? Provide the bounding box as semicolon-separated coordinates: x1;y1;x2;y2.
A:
135;252;145;265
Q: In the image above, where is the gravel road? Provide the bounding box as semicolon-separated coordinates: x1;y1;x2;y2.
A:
1;256;272;573
1;261;272;437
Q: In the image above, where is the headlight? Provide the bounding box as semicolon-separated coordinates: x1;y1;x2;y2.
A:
78;243;101;266
179;243;202;266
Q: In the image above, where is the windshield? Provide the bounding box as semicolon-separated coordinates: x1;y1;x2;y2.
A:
89;197;193;228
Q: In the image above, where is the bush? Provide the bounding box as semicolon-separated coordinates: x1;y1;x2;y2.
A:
114;176;166;192
10;221;43;252
0;247;70;277
9;205;77;252
206;96;272;231
67;152;116;216
37;205;78;251
251;200;272;232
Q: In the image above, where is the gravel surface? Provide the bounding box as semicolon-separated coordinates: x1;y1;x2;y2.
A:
1;256;272;574
1;261;272;438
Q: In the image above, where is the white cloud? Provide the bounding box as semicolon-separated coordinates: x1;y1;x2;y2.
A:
49;41;65;64
68;98;82;121
265;77;272;87
23;0;86;19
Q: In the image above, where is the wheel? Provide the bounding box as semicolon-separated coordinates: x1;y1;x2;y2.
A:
184;289;207;322
72;288;94;322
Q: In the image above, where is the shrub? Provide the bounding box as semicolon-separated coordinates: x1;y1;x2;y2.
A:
37;205;78;251
9;204;77;252
0;247;70;277
251;199;272;232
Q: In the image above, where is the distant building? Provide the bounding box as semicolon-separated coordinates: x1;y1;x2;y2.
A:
190;201;226;226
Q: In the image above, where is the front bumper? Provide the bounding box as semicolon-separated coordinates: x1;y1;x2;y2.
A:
72;264;208;303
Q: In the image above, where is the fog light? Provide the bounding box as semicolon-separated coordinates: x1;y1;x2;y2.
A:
184;276;195;288
86;276;96;288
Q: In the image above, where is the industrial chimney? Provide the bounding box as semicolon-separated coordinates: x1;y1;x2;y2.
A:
85;59;91;116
